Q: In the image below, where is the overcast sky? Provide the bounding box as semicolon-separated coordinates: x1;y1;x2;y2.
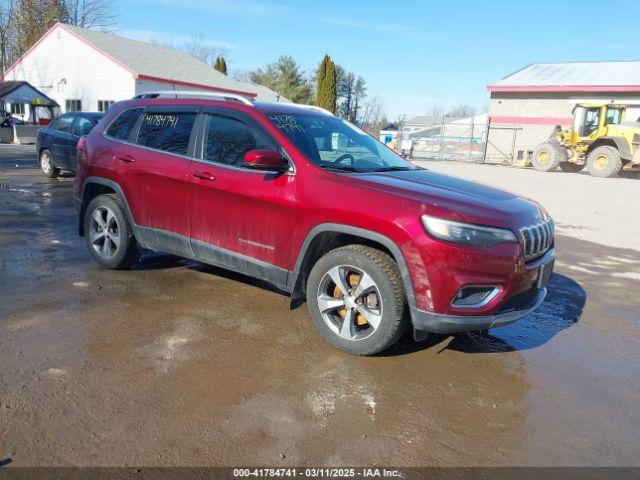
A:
116;0;640;119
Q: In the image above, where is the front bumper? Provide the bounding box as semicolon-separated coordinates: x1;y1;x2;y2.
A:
412;287;546;335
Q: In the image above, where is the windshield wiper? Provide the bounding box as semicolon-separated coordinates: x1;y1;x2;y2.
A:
318;164;363;173
371;166;414;172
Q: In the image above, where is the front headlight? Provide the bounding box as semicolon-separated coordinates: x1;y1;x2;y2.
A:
422;215;517;248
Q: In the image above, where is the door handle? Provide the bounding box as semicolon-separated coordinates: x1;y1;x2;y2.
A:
117;154;135;163
193;171;216;181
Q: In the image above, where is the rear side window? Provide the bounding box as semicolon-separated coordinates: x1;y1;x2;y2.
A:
52;116;74;133
136;112;196;155
73;117;94;136
106;108;142;140
204;114;277;166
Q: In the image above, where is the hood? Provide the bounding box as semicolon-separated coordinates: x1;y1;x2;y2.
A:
349;168;545;228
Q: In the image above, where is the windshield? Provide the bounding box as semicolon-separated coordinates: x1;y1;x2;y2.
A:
265;112;415;173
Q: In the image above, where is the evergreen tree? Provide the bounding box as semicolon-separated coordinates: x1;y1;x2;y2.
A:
213;56;227;75
316;54;337;114
250;55;312;104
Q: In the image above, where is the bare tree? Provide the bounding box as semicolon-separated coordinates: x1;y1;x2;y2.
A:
150;32;229;67
149;35;176;49
184;33;217;65
360;94;387;136
231;69;252;83
446;104;477;118
64;0;116;29
395;113;407;134
351;76;366;124
0;0;17;75
431;104;444;120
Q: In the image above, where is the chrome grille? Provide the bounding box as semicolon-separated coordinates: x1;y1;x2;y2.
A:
520;219;554;260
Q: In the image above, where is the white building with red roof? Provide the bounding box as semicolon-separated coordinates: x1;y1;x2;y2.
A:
1;23;287;117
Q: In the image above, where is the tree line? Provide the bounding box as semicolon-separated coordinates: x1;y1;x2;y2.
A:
236;53;387;134
0;2;391;133
0;0;115;75
0;2;385;131
0;2;482;134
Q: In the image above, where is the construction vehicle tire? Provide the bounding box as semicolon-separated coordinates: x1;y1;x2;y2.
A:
586;146;622;178
532;142;565;172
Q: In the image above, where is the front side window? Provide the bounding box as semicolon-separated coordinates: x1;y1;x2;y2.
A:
581;107;601;136
204;114;277;166
52;116;74;133
265;112;414;173
605;108;623;126
66;99;82;112
136;112;196;155
106;108;142;140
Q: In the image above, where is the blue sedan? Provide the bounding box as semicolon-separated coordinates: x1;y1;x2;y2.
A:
36;112;103;177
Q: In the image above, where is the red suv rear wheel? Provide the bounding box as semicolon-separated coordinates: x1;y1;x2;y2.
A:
83;194;140;269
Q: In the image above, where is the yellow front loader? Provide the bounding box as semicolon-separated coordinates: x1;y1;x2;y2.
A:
531;103;640;177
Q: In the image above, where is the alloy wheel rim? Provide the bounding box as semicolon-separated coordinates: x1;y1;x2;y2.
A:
89;206;121;259
317;265;383;341
41;153;52;174
594;155;608;170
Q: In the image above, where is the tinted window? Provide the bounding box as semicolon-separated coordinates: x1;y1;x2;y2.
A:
106;108;142;140
73;117;95;136
204;114;277;166
136;112;196;155
52;116;74;133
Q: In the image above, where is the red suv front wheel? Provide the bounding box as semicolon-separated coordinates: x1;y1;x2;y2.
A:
306;245;408;355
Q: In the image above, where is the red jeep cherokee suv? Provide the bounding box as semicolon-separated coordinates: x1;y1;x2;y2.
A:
74;92;554;355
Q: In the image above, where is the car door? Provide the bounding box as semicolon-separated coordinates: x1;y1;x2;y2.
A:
49;115;76;168
123;106;198;258
188;108;296;287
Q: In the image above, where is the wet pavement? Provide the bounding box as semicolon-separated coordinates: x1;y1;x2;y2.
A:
0;146;639;466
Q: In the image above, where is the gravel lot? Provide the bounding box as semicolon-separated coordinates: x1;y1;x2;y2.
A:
1;146;639;467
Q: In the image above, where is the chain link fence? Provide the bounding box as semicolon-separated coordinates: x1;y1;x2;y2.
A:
405;121;522;164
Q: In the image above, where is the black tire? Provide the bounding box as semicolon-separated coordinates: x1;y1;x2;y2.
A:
306;245;408;355
83;194;140;269
531;142;566;172
40;149;59;178
559;162;585;173
586;146;623;178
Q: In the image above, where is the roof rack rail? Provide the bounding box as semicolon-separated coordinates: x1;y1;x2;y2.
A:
133;90;255;106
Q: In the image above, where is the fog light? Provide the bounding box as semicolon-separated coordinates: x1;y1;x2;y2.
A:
451;286;501;308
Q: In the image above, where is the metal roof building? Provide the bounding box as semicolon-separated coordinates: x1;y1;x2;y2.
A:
490;61;640;90
486;61;640;163
1;23;289;115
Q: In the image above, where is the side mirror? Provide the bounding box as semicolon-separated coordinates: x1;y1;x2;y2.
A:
243;149;288;171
